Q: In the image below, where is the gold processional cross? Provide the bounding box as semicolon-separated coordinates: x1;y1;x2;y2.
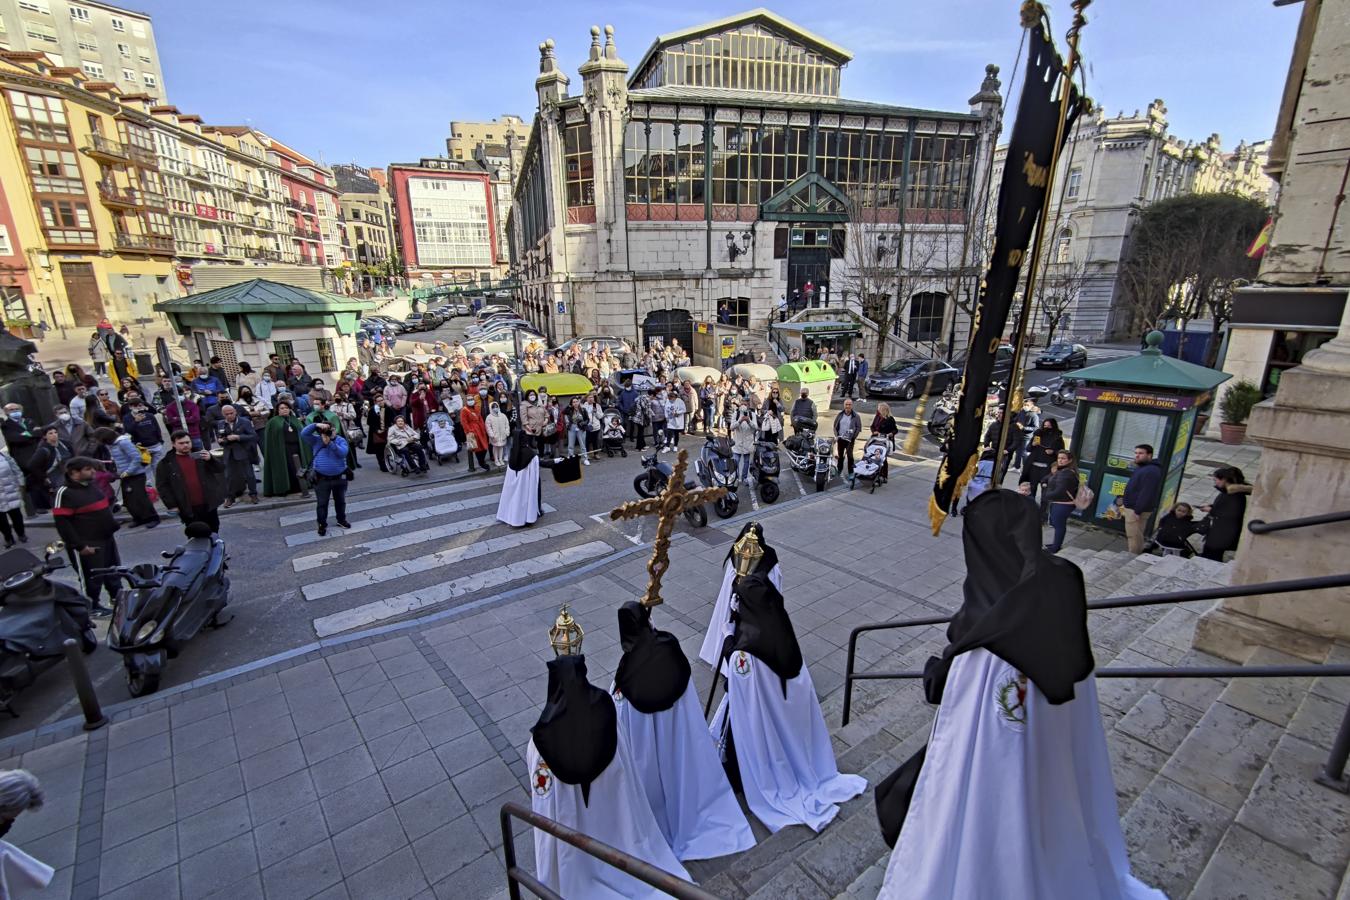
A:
609;449;726;608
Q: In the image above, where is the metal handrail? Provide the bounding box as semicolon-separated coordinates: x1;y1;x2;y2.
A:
842;572;1350;726
1249;510;1350;534
500;801;718;900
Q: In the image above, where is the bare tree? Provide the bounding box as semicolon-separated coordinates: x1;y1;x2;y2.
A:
1031;254;1103;347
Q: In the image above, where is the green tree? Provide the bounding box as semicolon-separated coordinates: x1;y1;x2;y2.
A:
1118;193;1267;365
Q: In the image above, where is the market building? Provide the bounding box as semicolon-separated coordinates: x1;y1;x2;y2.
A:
506;10;1001;356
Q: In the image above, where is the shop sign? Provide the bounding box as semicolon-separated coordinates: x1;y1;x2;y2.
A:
1077;387;1193;411
195;204;218;219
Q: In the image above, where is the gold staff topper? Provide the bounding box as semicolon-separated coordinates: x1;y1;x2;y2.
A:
548;603;585;656
732;525;764;577
609;449;726;607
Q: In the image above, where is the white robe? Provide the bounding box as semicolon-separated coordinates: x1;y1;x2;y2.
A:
614;677;756;861
528;734;691;899
878;648;1167;900
699;561;782;667
711;651;866;833
496;458;541;527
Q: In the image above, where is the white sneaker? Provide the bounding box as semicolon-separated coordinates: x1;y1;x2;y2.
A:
582;457;591;466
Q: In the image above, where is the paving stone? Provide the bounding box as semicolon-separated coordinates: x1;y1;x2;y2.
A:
174;763;245;820
380;650;433;679
1220;648;1315;727
412;815;490;885
229;691;290;727
252;799;330;870
226;672;283;709
367;723;433;769
177;794;252;858
201;872;263;900
108;709;171;751
392;668;446;699
1287;692;1345;752
404;687;459;722
98;823;177;894
277;658;333;693
745;860;829;899
310;744;377;798
20;735;87;773
433;730;496;777
99;863;180;900
1122;775;1230;898
343;844;429;899
21;823;77;872
107;730;172;778
320;773;391;835
381;750;449;804
246;768;317;826
103;757;173;812
452;758;520;810
170;692;229;729
798;803;887;894
1237;735;1350;872
355;700;415;742
344;679;401;716
431;849;519;900
332;807;408;877
1106;731;1170;815
172;732;240;784
396;782;469;843
102;788;176;850
232;712;298;761
1160;701;1282;812
180;832;258;900
1116;691;1205;756
299;719;363;765
239;739;307;792
289;695;352;737
260;838;341;900
172;711;235;754
324;646;377;675
1191;824;1339;900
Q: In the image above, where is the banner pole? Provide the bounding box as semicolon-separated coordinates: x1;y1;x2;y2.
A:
994;0;1091;480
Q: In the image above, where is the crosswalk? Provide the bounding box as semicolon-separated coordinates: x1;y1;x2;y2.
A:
274;476;623;639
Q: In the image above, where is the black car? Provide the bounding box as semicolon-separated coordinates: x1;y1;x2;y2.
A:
1034;342;1088;369
863;358;960;400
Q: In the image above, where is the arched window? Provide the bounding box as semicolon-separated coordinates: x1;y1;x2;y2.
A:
1054;229;1073;264
907;292;946;342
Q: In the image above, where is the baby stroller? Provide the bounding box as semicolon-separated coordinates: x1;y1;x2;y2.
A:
427;411;460;464
600;409;627;458
850;435;891;493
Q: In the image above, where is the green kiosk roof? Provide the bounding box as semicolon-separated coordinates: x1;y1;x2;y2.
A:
1072;331;1231;393
154;279;374;315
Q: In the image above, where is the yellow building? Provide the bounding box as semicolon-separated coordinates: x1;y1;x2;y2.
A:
0;49;174;328
446;114;529;165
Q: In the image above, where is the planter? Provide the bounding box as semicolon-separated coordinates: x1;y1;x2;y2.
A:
1195;413;1210;434
1219;422;1247;445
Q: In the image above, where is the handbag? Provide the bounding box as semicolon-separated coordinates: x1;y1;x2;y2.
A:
465;432;479;452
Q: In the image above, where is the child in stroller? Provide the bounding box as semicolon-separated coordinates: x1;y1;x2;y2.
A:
427;411;460;464
600;409;627;458
849;434;892;492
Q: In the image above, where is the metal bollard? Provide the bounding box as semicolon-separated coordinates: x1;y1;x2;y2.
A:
62;639;107;731
1316;699;1350;794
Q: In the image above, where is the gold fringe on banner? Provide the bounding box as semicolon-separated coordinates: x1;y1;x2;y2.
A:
928;451;980;536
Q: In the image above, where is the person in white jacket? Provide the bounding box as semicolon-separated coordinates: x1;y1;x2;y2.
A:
485;402;511;468
663;387;687;452
730;407;758;483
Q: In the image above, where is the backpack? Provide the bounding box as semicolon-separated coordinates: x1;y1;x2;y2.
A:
1073;480;1095;511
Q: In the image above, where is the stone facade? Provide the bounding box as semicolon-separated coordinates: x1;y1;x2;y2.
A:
507;12;999;355
990;101;1276;341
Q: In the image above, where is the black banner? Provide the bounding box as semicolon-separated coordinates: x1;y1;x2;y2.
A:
930;19;1081;533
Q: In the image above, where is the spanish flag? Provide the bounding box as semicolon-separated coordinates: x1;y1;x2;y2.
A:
1247;217;1273;259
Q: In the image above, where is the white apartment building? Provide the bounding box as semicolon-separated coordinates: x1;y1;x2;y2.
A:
0;0;167;98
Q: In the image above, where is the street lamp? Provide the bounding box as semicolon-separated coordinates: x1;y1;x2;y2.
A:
725;231;752;261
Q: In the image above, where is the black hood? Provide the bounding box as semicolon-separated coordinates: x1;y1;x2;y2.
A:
530;655;616;806
731;570;802;697
614;601;691;714
508;428;537;472
925;488;1093;705
723;522;779;577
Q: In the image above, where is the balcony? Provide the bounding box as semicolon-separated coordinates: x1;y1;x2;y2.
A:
140;191;167;209
113;232;175;255
127;145;158;169
43;228;98;250
182;163;212;183
97;182;140;208
296;228;322;241
84;133;129;162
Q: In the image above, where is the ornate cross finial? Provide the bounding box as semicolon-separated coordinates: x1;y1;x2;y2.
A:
609;449;726;608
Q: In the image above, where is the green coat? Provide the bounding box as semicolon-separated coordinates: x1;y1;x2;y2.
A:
261;414;311;496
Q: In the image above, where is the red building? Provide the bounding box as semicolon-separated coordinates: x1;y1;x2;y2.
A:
388;159;497;285
259;137;341;268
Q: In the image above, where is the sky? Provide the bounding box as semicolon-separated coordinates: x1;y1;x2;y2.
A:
134;0;1301;168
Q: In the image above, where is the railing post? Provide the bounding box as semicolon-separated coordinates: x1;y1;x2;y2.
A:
500;806;523;900
842;630;859;727
1316;700;1350;794
62;638;106;731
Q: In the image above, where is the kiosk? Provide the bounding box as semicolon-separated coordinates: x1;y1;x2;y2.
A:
776;360;837;416
1067;331;1230;536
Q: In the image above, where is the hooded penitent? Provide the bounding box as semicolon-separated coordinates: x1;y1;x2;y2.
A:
530;655;616;806
615;601;691;714
728;570;802;699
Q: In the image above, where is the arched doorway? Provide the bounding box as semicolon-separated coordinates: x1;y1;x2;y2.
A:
642;308;694;352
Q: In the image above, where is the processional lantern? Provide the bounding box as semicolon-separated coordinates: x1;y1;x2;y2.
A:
549;604;585;656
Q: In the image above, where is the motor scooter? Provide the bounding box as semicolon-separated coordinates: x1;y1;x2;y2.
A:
1050;376;1079;407
695;435;740;519
96;522;230;697
0;541;96;716
926;384;960;439
632;454;708;527
750;440;781;503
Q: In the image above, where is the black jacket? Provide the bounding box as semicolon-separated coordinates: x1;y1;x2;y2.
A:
1203;485;1251;554
1123;460;1163;513
1;419;39;469
53;477;118;547
216;415;259;463
154;452;226;512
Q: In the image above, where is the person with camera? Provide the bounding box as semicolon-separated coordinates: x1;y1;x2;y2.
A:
216;404;260;507
301;420;351;536
155;430;227;534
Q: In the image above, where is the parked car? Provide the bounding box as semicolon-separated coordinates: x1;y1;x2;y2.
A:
1034;342;1088;369
470;330;545;358
475;305;513;323
467;317;530;338
360;316;406;334
952;343;1015;382
863;358;960;400
403;312;433;331
434;302;470;318
468;323;535;345
550;335;633;356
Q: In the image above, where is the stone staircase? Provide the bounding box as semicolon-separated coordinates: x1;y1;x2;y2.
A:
686;549;1350;899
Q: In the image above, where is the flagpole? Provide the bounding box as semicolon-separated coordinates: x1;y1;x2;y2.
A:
994;0;1091;479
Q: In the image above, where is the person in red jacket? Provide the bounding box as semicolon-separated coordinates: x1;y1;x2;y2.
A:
459;394;490;473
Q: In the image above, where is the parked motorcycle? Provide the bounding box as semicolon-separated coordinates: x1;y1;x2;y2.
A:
813;435;838;492
0;541;96;716
750;440;781;504
782;418;819;474
96;522;230;697
695;435;740;519
1050;376;1079;407
632;454;709;528
927;384;960;439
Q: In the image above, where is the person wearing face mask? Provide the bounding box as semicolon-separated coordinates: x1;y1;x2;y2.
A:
486;401;510;468
521;390;546;449
1;404;39;475
53;457;121;615
52;405;95;457
365;393;391;473
459;395;490;472
101;427;160;527
26;427;73;513
0;448;28;547
256;371;279;410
